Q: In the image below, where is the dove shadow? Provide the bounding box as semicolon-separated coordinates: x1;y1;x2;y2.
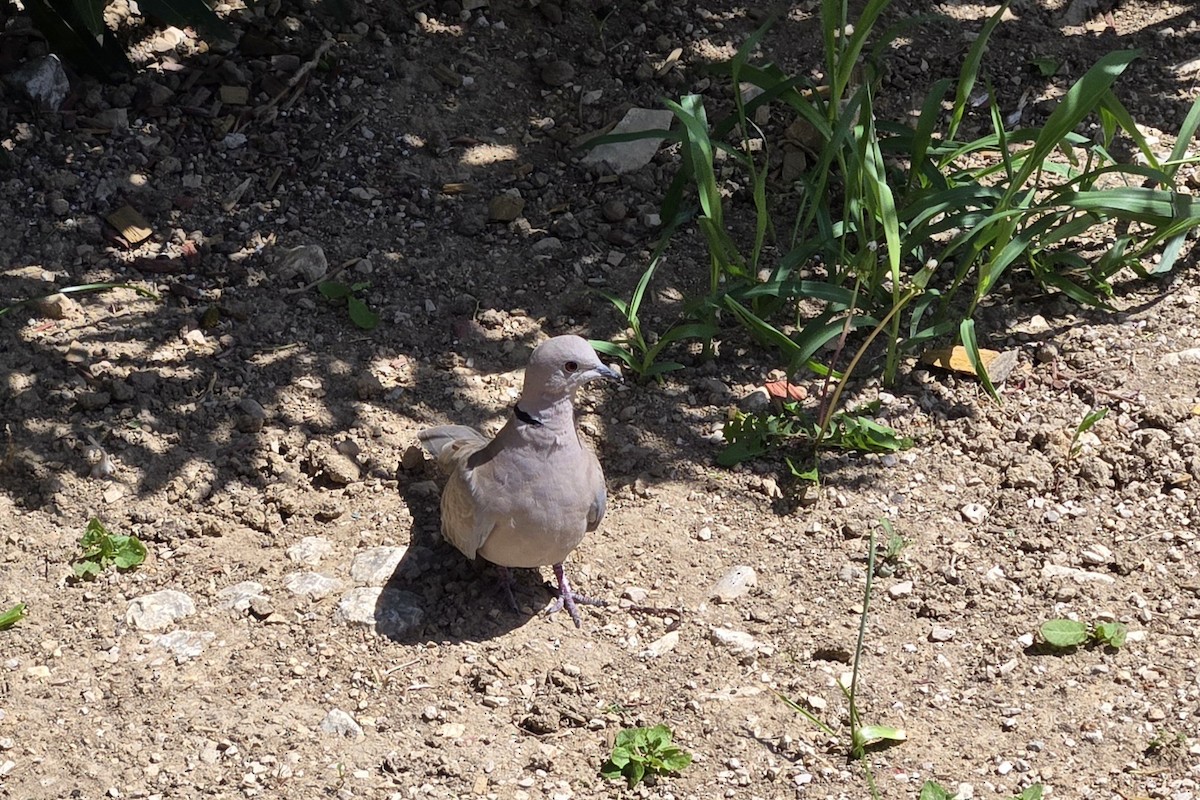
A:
372;481;571;643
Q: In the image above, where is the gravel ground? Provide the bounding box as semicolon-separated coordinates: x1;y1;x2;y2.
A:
1;1;1199;799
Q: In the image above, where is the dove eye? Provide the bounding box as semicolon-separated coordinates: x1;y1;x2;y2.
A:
564;360;579;373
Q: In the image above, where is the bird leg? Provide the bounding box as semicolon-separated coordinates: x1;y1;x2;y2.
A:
548;563;607;628
495;566;520;613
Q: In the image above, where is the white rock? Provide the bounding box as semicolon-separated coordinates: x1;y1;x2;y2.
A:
335;587;424;639
711;627;759;655
1080;543;1113;566
283;572;343;599
349;546;408;586
275;244;328;283
1161;347;1200;367
151;630;215;662
1041;563;1115;584
215;581;268;612
929;626;956;642
6;55;70;111
711;565;757;603
639;630;679;659
319;708;363;739
960;503;988;524
581;107;677;174
126;590;195;631
887;580;913;598
286;537;333;566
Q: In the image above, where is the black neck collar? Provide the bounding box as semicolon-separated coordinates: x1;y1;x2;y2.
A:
513;404;543;427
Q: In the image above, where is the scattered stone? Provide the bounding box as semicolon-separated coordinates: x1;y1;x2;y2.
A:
94;108;129;131
581;107;676;174
622;586;649;604
1041;563;1115;584
600;200;627;222
488;193;525;222
711;565;757;603
711;627;759;655
438;722;466;739
151;630;215;662
287;537;334;566
126;590;196;631
355;372;384;400
350;546;408;585
929;626;956;642
887;580;913;598
321;450;361;485
32;293;79;320
320;708;364;739
216;581;269;612
1161;347;1200;367
738;387;771;412
335;587;424;638
1080;543;1114;566
276;245;328;284
400;445;425;471
235;398;267;433
550;212;583;239
5;55;70;111
639;630;679;659
283;572;344;599
540;60;575;87
49;198;70;216
960;503;988;524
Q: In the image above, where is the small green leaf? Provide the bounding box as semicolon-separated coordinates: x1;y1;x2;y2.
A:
1031;57;1060;77
1040;619;1089;647
110;535;148;569
1094;622;1127;648
0;603;27;630
625;760;646;788
919;780;955;800
318;281;351;299
1014;785;1045;800
657;748;693;772
346;297;380;330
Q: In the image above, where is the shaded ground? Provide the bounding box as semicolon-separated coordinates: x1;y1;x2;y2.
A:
1;1;1199;798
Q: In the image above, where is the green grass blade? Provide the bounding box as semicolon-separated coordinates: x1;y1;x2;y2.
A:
948;1;1010;141
960;319;998;401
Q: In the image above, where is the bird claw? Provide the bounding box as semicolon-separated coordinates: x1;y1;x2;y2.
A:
548;563;606;628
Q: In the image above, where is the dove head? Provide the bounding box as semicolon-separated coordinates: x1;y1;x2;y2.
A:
520;335;620;403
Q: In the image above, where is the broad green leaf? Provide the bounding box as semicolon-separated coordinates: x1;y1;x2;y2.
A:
1040;619;1089;647
919;781;955;800
1094;622;1127;648
346;297;379;330
318;282;352;300
0;603;27;631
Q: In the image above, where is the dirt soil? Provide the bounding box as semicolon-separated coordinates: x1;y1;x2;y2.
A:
2;1;1200;798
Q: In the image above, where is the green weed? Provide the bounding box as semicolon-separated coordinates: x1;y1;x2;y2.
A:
318;281;380;331
72;517;147;580
600;724;692;789
1040;618;1127;649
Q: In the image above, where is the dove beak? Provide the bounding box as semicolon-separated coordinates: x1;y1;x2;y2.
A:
590;363;623;383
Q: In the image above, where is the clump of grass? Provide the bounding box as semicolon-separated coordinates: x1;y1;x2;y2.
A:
591;0;1200;408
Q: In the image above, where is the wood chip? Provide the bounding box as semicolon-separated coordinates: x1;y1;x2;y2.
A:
920;346;1019;384
105;205;152;246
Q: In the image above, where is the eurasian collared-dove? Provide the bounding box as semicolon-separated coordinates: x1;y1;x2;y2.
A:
418;335;620;627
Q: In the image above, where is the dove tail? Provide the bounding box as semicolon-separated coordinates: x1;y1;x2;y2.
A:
418;425;488;465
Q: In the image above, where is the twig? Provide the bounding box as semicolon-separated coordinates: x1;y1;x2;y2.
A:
253;38;335;122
